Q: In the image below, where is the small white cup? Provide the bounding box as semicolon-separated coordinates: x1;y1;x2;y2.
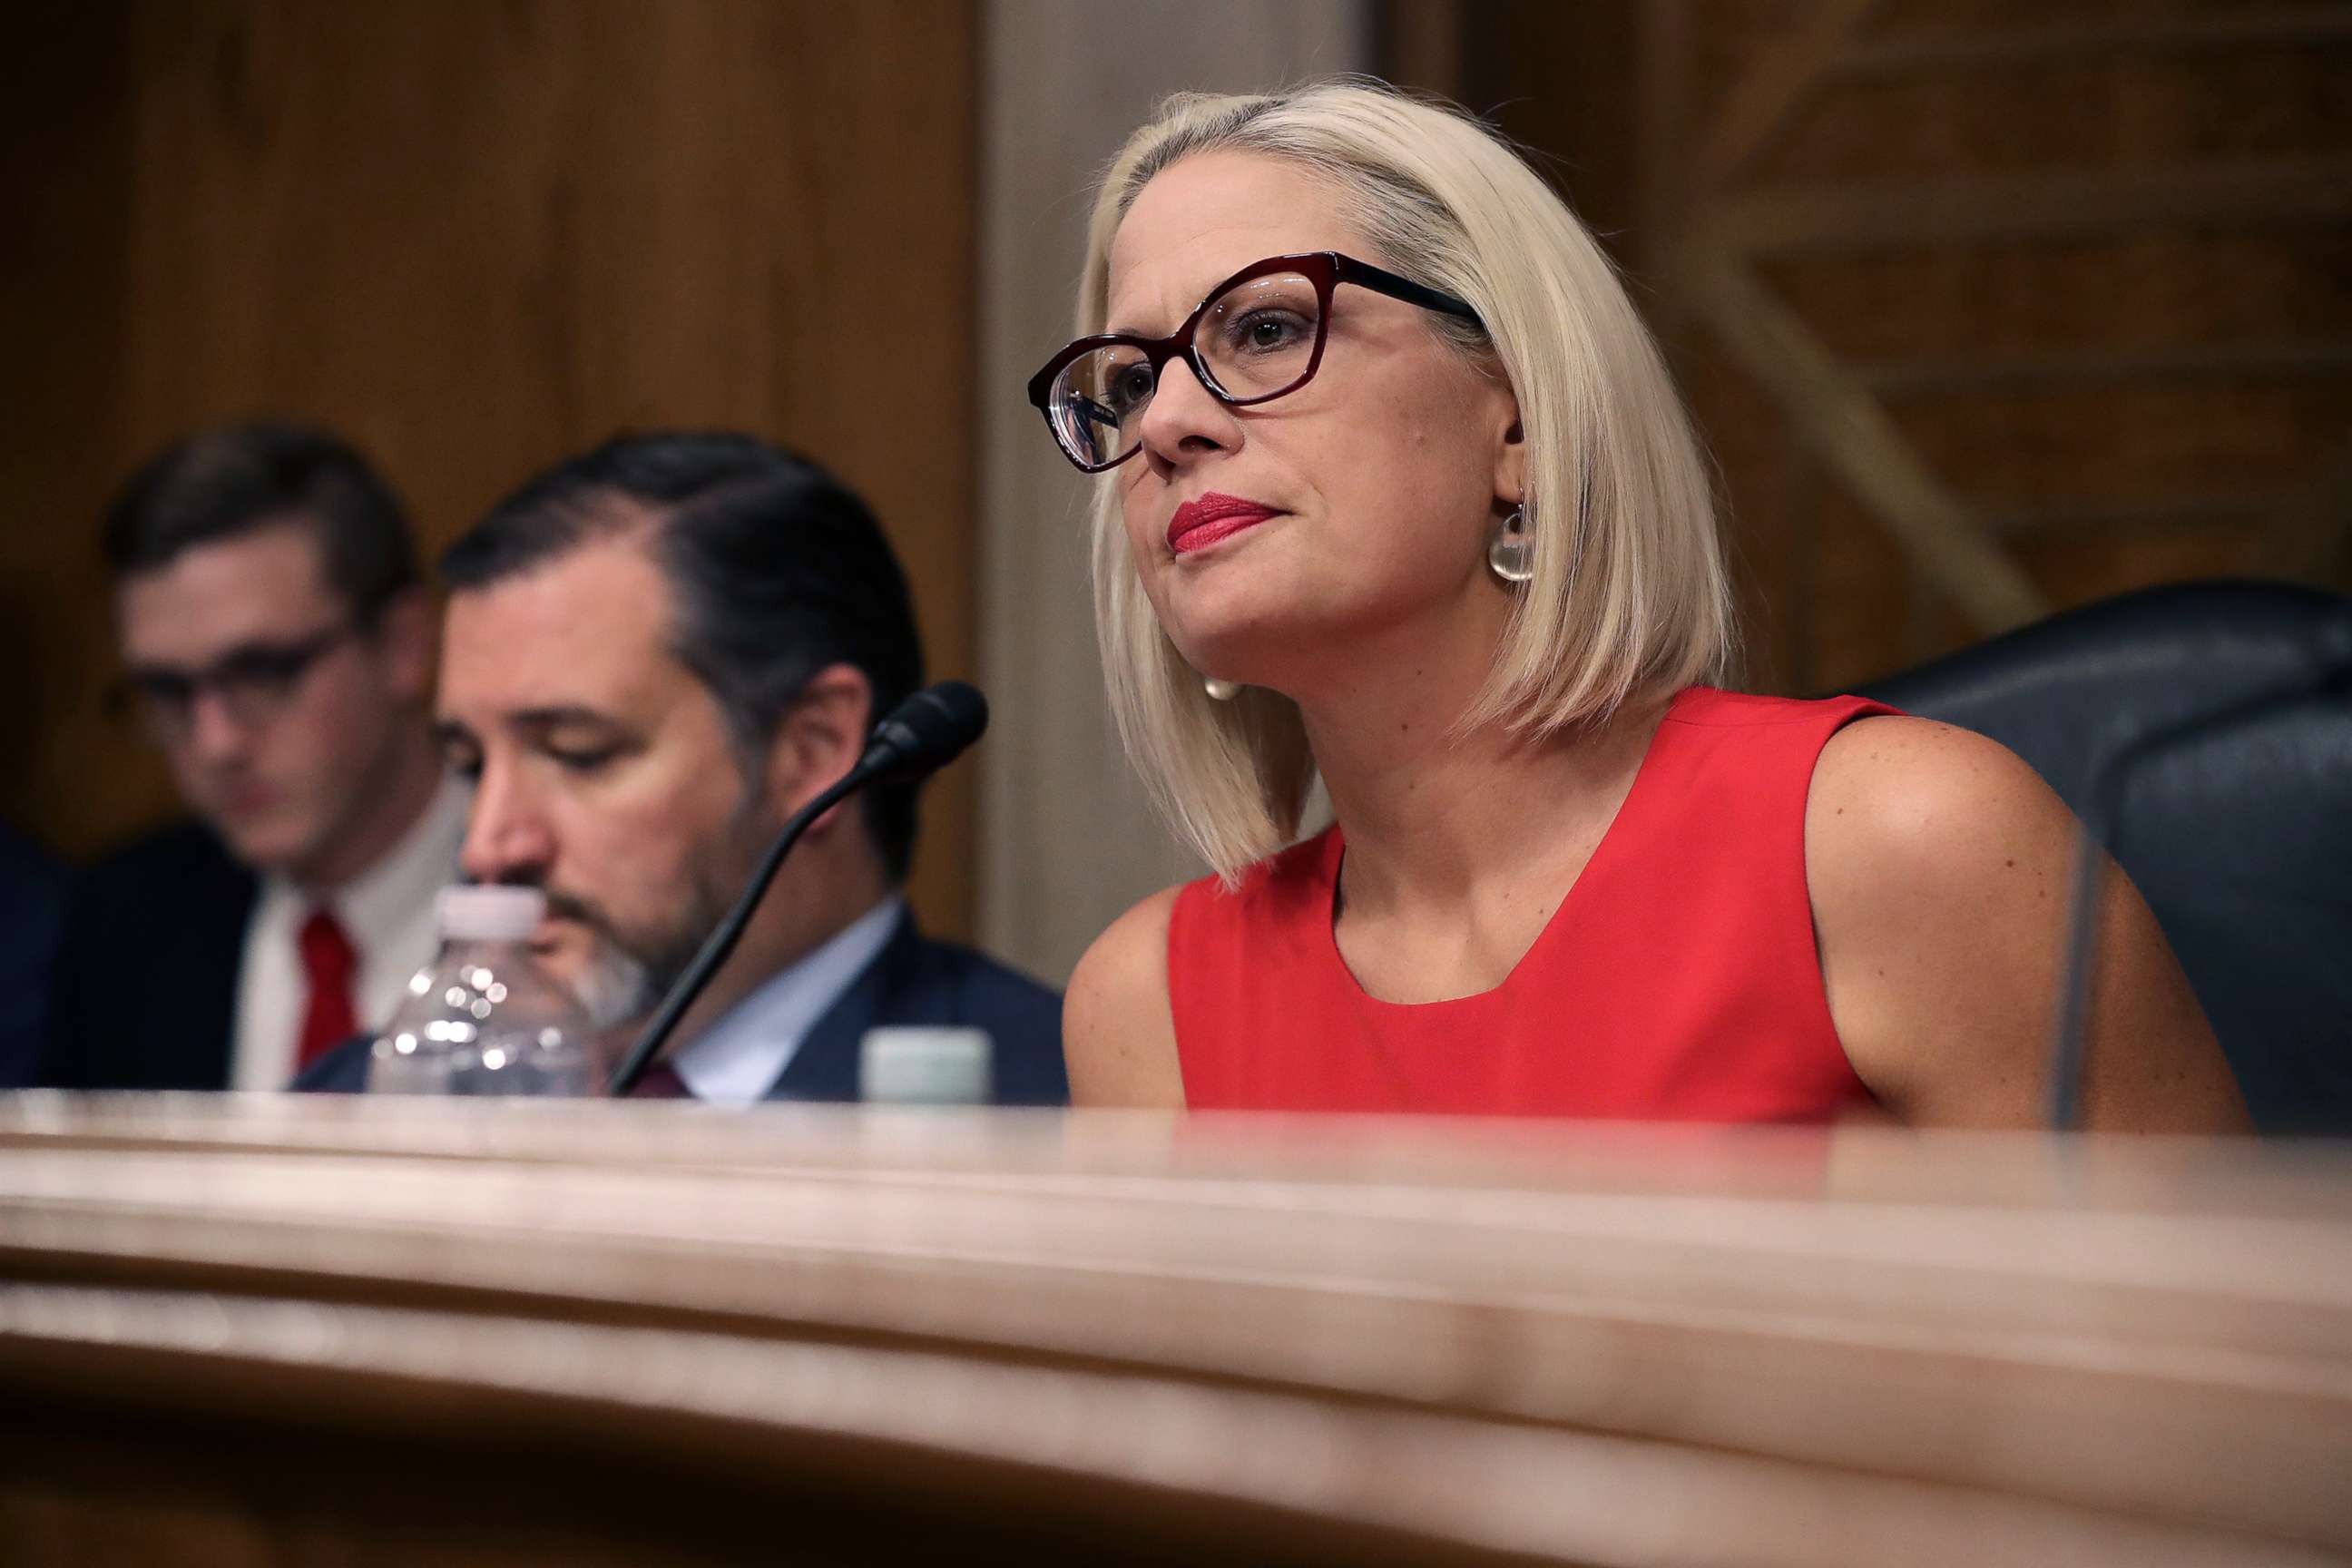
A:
859;1027;993;1105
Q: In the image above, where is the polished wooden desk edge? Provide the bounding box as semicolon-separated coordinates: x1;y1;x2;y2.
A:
2;1093;2347;1563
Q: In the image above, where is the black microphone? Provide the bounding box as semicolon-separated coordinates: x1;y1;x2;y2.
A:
2046;657;2351;1131
606;681;990;1096
859;681;990;785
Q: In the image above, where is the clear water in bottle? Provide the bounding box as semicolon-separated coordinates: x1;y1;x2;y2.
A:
367;886;594;1097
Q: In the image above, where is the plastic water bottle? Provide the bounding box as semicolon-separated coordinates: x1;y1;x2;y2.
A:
366;886;594;1097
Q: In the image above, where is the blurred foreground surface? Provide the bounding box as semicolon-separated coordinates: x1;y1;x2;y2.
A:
0;1093;2346;1565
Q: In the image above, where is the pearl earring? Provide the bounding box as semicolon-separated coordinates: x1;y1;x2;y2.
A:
1203;677;1240;701
1487;505;1534;584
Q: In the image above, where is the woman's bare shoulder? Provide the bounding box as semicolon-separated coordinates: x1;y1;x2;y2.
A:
1808;714;2068;882
1804;714;2244;1131
1063;885;1188;1108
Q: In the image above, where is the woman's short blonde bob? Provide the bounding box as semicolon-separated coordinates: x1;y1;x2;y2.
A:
1079;79;1733;883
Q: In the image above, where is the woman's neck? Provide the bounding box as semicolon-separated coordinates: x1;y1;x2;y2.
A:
1297;632;1671;916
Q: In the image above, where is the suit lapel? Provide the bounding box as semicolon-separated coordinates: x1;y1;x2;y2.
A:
762;910;923;1102
147;849;255;1089
181;881;253;1085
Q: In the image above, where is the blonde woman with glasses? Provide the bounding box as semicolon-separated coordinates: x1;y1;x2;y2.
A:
1031;81;2244;1131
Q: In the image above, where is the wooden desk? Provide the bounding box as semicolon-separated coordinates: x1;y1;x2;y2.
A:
1;1093;2346;1564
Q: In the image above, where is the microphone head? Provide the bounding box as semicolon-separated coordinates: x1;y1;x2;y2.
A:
860;681;989;781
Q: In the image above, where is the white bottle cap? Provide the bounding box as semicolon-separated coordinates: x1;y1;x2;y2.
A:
435;885;546;942
859;1027;992;1105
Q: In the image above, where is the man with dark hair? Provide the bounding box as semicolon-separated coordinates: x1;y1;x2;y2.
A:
43;421;466;1091
300;431;1064;1102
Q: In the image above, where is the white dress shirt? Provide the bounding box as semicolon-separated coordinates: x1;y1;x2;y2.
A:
229;775;471;1092
670;896;905;1104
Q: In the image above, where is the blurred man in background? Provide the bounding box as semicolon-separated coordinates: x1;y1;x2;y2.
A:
43;421;466;1091
299;431;1065;1102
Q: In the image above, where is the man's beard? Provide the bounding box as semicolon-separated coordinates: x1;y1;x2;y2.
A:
562;917;672;1033
544;798;772;1033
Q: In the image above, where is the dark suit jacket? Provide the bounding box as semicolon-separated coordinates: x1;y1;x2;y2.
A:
1;824;66;1088
294;909;1069;1104
41;821;258;1091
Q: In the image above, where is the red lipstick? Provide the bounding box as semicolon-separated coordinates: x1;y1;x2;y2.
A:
1168;493;1280;555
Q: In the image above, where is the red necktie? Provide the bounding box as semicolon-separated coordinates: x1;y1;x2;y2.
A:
626;1061;693;1099
295;908;360;1072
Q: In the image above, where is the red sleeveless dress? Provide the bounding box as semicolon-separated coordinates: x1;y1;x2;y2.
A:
1166;687;1896;1121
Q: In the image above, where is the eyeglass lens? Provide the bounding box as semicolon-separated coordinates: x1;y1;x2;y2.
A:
1049;270;1324;469
126;630;345;740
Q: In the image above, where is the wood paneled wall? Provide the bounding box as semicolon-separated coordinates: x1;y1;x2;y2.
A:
3;1;983;934
1388;0;2352;694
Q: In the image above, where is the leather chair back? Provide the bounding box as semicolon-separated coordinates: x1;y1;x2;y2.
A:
1859;581;2352;1134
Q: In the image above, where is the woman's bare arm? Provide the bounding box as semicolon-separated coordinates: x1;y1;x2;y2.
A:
1808;717;2249;1132
1063;887;1189;1108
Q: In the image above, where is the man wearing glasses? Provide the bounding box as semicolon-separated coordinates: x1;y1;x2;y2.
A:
42;421;466;1092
